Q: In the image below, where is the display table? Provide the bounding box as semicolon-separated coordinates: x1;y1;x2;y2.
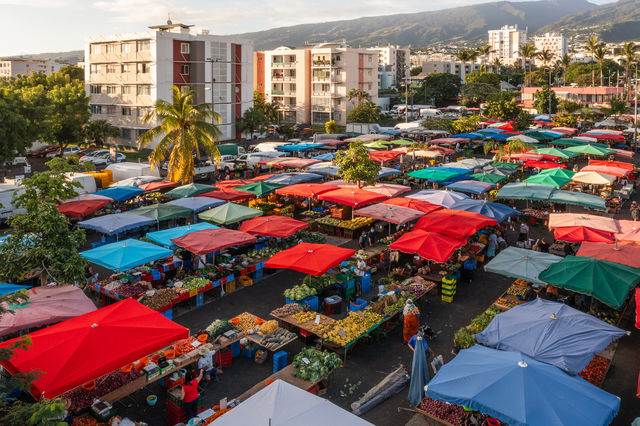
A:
236;364;325;402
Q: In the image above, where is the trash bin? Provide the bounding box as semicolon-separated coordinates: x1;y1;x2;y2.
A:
324;295;342;315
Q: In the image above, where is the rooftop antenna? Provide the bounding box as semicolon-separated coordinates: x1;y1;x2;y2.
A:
167;13;172;25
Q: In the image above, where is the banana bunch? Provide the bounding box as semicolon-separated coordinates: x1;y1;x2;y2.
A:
312;321;335;338
338;217;373;230
327;311;383;346
292;311;316;324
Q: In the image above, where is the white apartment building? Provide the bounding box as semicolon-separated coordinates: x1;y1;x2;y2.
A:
532;33;567;64
255;43;378;126
419;54;492;81
84;22;253;148
378;65;394;90
488;25;527;65
0;59;64;78
371;45;410;86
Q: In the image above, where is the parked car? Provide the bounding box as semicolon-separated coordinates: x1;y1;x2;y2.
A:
77;148;99;158
29;145;59;158
47;146;82;158
79;150;125;166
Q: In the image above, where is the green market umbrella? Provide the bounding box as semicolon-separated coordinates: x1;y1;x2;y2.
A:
491;162;520;170
538;255;640;309
364;141;389;149
550;138;588;147
469;172;507;184
565;145;614;156
548;190;606;210
166;183;218;199
485;246;563;286
233;181;284;197
408;168;461;181
382;139;414;146
198;202;262;225
531;147;579;159
524;173;571;188
497;183;555;201
524;130;556;141
539;168;575;180
129;204;192;222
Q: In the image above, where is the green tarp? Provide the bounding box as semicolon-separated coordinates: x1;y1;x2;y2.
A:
497;183;555;201
234;181;284;197
470;173;507;184
130;204;192;221
524;174;571;188
539;255;640;309
364;141;389;149
381;139;414;146
565;145;614;156
408;169;461;181
491;162;520;170
166;183;218;199
530;147;579;159
198;202;262;225
539;168;576;179
548;190;606;210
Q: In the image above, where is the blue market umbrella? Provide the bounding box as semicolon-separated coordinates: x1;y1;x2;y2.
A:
78;213;155;235
408;336;430;406
80;239;174;272
93;186;145;201
450;199;521;222
425;345;620;426
474;298;627;375
0;283;31;296
312;152;336;161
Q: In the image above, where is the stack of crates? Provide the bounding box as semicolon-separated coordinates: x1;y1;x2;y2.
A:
361;271;372;294
441;274;457;303
273;351;287;373
167;391;203;425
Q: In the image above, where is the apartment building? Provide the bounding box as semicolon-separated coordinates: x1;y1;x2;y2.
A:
419;54;492;81
488;25;527;65
521;86;620;110
371;45;410;86
84;22;253;148
0;59;64;78
254;43;378;126
532;33;567;64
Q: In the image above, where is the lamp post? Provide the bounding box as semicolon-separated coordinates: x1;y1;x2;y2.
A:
634;61;638;152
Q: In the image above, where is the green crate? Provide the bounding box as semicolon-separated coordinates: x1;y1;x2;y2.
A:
441;288;456;296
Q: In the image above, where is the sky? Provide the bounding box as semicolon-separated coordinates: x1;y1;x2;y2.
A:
0;0;616;56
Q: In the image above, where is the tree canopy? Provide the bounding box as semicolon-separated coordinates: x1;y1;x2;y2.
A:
485;92;520;120
347;102;381;123
417;73;462;107
465;71;500;88
237;107;268;137
334;141;381;188
533;85;559;114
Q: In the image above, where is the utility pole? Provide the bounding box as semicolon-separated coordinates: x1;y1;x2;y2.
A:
405;66;409;123
547;68;552;114
634;62;638;152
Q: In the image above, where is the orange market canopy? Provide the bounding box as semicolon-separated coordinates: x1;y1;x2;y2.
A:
326;181;411;198
580;165;631;178
354;204;425;225
576;241;640;268
553;226;615;243
275;183;339;198
548;213;618;234
0;299;189;398
414;209;498;239
382;197;443;214
171;228;257;255
588;160;634;171
198;187;255;201
317;187;388;208
264;243;355;276
239;216;308;237
390;230;465;263
369;150;403;163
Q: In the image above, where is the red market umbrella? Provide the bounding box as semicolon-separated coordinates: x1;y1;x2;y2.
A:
325;181;410;198
264;243;355;276
523;161;567;169
581;165;631;178
552;127;578;136
382;197;443;214
553;226;615;243
250;174;276;181
57;198;111;217
576;241;640;268
429;137;469;144
239;215;308;237
354;203;425;225
273;158;322;169
414;209;497;239
578;133;625;141
390;229;465;263
275;183;337;198
615;220;640;242
198;187;255;201
588;160;634;171
171;228;257;255
0;299;189;398
497;123;515;131
138;180;179;192
509;153;544;161
318;187;388;207
215;179;254;187
369;150;403;163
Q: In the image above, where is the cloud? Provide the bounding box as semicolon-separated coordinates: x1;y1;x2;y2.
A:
0;0;72;6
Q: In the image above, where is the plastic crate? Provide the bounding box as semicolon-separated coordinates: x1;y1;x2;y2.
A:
243;345;264;359
273;351;287;373
299;295;319;312
215;349;233;367
252;268;264;282
224;279;236;293
161;309;173;320
230;341;241;358
238;275;253;287
441;295;454;303
349;298;368;311
342;285;356;300
441;288;456;296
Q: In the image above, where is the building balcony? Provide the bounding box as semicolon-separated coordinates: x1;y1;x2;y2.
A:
272;90;285;95
312;91;341;98
282;105;297;111
283;92;297;97
282;62;298;67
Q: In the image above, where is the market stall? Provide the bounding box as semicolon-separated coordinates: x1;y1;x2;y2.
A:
406;190;469;208
165;183;218;199
145;223;219;249
80;239;174;272
78;213;156;238
57;194;114;217
197;202;263;225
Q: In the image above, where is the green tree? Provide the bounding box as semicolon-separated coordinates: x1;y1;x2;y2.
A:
347;102;381;123
84;119;120;148
456;50;471;79
325;120;337;134
418;73;462;107
237;107;268;138
605;97;629;124
465;71;500;88
253;91;281;124
518;43;537;87
0;89;31;164
334;141;381;188
478;45;493;71
138;86;222;183
558;100;581;114
452;115;483;133
594;45;607;87
281;123;295;139
461;82;499;106
492;57;503;74
560;54;571;86
621;42;638;99
422;118;455;133
533;85;558;114
484;138;532;161
347;88;371;105
58;65;84;81
555;112;578;127
513;110;533;131
485;92;520;120
585;36;605;87
410;66;422;77
537;49;554;85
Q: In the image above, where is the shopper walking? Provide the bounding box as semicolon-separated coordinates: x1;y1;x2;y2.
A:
402;299;420;344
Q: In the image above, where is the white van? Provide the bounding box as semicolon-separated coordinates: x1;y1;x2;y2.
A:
250;142;290;152
65;173;97;194
420;108;443;118
0;184;25;221
394;121;424;131
105;162;160;182
236;152;287;169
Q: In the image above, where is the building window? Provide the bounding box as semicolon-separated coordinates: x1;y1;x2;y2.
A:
106;64;118;74
90;44;101;54
180;85;191;95
122;107;132;116
137;129;146;138
136;40;150;52
105;44;116;54
121;85;133;95
106;86;118;94
90;85;101;94
121;128;132;139
121;43;131;53
137;63;149;74
121;64;132;73
180;43;190;54
180;65;190;75
105;105;116;115
90;105;102;114
137;85;151;96
90;64;103;74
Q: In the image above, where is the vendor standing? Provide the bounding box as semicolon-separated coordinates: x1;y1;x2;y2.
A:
178;369;203;421
354;254;367;297
197;347;223;386
403;299;420;344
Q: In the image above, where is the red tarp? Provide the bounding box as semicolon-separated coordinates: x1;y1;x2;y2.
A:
249;174;276;181
325;181;410;198
0;285;96;338
354;203;425;225
580;165;631;178
198;187;255;201
414;209;497;239
578;133;625;141
615;220;640;242
552;127;578;136
239;216;308;237
215;179;254;187
273;158;322;169
171;228;257;255
429;146;455;153
138;180;179;192
523;160;567;169
588;160;634;171
275;183;337;198
318;139;345;146
317;187;388;207
390;229;465;263
57;199;110;217
509;153;544;161
382;198;443;214
0;299;189;398
553;226;615;243
576;241;640;268
369;150;403;163
496;123;515;131
264;243;355;276
429;138;469;144
635;288;640;329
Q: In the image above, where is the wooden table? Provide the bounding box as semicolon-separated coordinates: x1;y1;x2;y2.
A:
244;331;298;352
236;364;324;402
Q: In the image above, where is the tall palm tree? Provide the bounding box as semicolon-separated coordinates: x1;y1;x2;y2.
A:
560;54;571;86
483;138;532;161
138;86;222;184
492;57;503;74
468;50;481;75
478;45;492;71
456;50;471;80
537;49;554;85
519;43;537;87
621;42;638;99
594;45;607;87
585;36;604;87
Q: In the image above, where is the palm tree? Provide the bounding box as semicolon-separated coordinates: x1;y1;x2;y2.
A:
484;138;532;161
347;88;371;105
594;45;607;87
492;57;503;74
84;119;120;148
456;50;471;80
585;36;604;87
621;42;638;99
138;86;222;184
519;43;537;87
537;49;554;85
468;50;481;75
478;45;493;71
560;54;571;86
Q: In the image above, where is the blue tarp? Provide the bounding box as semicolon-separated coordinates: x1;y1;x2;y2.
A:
379;167;401;178
265;172;324;185
307;163;339;177
450;199;521;222
78;213;155;235
80;239;174;272
312;152;336;160
146;222;219;249
450;132;485;139
0;283;31;296
381;130;401;136
486;133;513;141
477;128;506;134
276;143;326;152
446;181;494;195
474;298;627;375
93;186;145;201
408;336;430;406
426;345;620;426
166;197;225;213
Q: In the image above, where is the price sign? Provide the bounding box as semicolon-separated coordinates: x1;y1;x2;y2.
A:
314;314;321;325
337;329;346;337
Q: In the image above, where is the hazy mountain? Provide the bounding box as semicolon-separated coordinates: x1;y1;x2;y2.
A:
1;50;84;65
234;0;595;49
538;0;640;41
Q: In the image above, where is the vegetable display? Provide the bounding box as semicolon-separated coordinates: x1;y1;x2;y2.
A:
270;303;305;318
232;312;263;333
62;370;139;411
506;284;527;296
140;288;176;310
259;328;297;351
296;231;326;244
417;397;466;426
182;276;211;291
589;300;621;326
114;283;144;298
326;311;384;346
383;293;411;316
283;283;317;301
173;337;197;356
206;319;235;337
454;306;505;350
302;274;333;292
579;355;610;386
258;320;278;335
293;348;342;383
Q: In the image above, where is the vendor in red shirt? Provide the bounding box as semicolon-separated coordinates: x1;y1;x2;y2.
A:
178;369;203;420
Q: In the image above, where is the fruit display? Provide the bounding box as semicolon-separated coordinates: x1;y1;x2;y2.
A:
258;328;297;350
579;355;610;386
283;283;317;301
293;347;342;382
495;297;521;309
231;312;263;333
292;310;317;324
206;319;235;337
312;321;335;338
296;230;326;244
417;397;465;426
337;217;373;230
113;283;145;298
326;311;384;346
506;284;527;296
270;303;305;318
258;320;278;335
316;216;342;226
140;288;176;310
589;300;621;326
62;369;139;411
